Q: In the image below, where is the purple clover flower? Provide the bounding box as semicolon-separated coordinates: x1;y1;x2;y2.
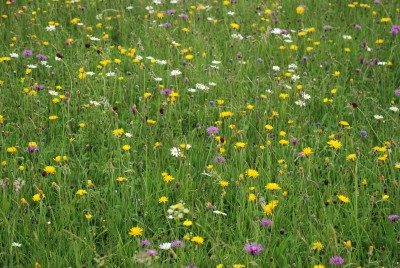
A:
141;240;151;248
390;25;400;35
33;84;44;90
388;214;399;222
167;9;176;15
36;54;48;60
171;240;184;248
23;50;33;56
146;249;158;256
329;256;344;265
244;242;264;255
213;156;226;163
161;89;172;95
260;218;273;227
26;146;39;153
206;126;219;135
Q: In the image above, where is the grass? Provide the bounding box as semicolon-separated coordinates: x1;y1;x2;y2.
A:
0;0;399;267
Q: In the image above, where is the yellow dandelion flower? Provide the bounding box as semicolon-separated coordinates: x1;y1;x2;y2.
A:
76;189;87;196
265;183;281;190
191;236;204;244
129;226;143;237
338;195;350;203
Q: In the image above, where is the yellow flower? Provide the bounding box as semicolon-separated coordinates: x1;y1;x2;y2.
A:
7;147;17;153
327;139;342;149
85;214;93;219
279;139;289;145
314;265;325;268
382;195;389;201
49;115;58;120
44;166;56;174
265;183;281;190
147;119;156;124
263;200;278;215
234;142;246;149
302;147;313;157
183;219;193;227
122;145;131;151
220;111;233;118
246;169;259;178
230;23;239;29
129;226;143;237
116;176;127;182
265;124;273;131
185;55;194;60
312;241;324;251
338;195;350;203
248;193;256;202
159;196;168;203
343;240;352;248
220;180;229;187
191;236;204;244
346;154;356;161
296;5;305;15
339;121;350;127
32;193;45;202
76;189;87;196
163;175;174;183
113;128;124;137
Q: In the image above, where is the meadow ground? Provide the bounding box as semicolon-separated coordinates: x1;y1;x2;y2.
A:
0;0;399;267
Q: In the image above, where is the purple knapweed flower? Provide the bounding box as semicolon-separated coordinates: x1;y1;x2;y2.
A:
23;50;33;56
260;218;273;227
167;9;176;15
171;240;184;248
141;240;151;248
206;126;219;135
161;23;171;27
161;89;172;95
33;84;44;90
290;138;297;145
244;242;264;255
185;265;197;268
26;146;39;153
388;214;400;222
36;54;48;60
323;25;333;31
329;256;344;265
395;89;400;95
354;24;362;30
213;156;226;163
146;249;158;256
179;14;188;19
390;25;400;35
130;105;137;113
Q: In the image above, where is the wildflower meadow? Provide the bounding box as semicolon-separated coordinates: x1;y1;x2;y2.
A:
0;0;399;267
